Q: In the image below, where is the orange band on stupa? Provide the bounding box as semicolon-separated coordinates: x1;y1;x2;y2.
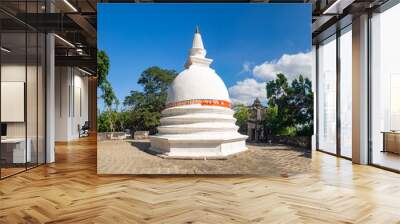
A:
166;99;231;109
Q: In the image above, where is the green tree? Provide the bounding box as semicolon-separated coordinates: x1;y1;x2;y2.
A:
264;105;280;135
116;110;133;132
97;50;110;89
265;74;313;136
288;75;313;135
100;80;119;132
124;66;177;134
265;73;293;134
97;111;111;132
266;73;289;107
100;81;118;109
233;104;250;134
97;50;119;132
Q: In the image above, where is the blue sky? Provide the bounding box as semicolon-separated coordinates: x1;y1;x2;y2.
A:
98;3;311;109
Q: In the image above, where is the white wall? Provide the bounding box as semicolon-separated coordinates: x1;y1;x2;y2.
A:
55;67;89;141
1;65;26;130
1;82;25;122
1;65;35;138
71;72;89;138
1;63;47;164
55;66;69;141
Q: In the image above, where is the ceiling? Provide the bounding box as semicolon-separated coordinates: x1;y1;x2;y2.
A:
0;0;393;73
0;0;97;73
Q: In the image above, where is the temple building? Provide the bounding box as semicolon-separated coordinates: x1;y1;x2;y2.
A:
247;98;266;142
149;26;248;159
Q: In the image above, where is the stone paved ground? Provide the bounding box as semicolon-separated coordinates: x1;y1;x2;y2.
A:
97;140;311;176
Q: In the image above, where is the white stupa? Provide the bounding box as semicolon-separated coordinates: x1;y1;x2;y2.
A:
149;26;248;159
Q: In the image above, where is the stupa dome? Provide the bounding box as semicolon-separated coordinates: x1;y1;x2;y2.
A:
149;26;248;159
166;66;230;104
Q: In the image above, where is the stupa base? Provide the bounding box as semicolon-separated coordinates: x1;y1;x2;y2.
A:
149;133;248;159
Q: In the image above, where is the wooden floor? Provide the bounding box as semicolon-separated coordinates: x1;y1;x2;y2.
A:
372;150;400;171
1;135;400;223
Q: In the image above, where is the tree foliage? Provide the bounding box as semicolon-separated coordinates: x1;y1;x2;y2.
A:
265;74;313;136
97;50;119;132
123;66;177;134
98;109;133;133
288;75;313;135
97;50;110;89
100;80;119;109
265;74;291;134
233;104;250;134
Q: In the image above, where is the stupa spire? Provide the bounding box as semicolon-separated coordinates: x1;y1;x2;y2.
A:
185;25;213;68
191;25;205;54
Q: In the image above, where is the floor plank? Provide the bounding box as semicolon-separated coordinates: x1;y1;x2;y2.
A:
0;135;399;223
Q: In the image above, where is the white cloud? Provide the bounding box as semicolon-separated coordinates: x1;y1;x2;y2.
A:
228;78;266;106
240;62;252;73
252;52;312;81
228;52;312;105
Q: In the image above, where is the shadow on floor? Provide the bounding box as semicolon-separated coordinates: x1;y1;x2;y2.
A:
127;141;160;156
